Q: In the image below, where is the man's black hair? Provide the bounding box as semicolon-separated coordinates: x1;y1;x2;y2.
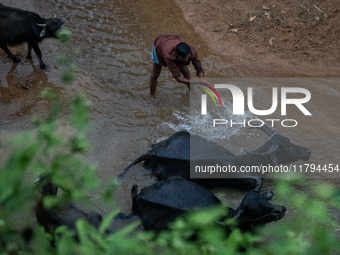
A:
175;42;190;57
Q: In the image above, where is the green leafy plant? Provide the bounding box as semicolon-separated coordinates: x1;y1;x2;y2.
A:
56;29;79;83
255;179;340;255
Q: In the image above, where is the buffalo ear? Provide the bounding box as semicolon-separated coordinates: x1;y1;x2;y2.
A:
131;185;138;200
37;23;47;37
39;28;46;37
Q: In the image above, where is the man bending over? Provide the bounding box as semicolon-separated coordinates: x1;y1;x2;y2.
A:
150;34;207;96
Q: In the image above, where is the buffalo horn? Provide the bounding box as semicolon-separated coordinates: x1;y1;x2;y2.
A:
253;125;276;137
33;176;43;183
246;142;280;156
37;23;47;27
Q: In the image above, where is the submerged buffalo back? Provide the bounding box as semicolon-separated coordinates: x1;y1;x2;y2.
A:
132;177;222;231
147;131;191;160
137;177;221;209
144;157;190;180
35;176;104;238
133;198;183;231
143;131;234;180
147;131;234;162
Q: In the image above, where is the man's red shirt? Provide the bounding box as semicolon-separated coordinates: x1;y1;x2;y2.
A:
154;35;204;78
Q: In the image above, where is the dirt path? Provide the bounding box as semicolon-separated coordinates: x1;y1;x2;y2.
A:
175;0;340;77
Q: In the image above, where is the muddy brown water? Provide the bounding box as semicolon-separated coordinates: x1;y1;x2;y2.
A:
1;0;339;231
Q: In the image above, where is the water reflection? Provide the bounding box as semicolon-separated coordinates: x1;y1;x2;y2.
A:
0;61;50;122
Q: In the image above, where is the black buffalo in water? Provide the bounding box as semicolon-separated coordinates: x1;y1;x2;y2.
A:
34;175;105;242
118;127;311;190
117;177;286;232
0;4;65;69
